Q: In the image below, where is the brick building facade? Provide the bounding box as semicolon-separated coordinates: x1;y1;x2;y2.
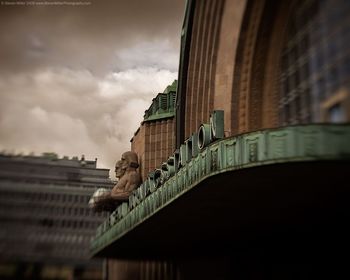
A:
176;0;350;147
93;0;350;279
131;81;176;181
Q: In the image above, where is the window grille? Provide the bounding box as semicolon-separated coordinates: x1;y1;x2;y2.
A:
171;92;176;109
160;94;168;110
279;0;350;124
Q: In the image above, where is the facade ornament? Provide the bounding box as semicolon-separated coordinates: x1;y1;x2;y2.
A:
89;151;141;212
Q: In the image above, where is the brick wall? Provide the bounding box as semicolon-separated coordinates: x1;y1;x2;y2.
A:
184;0;226;139
131;118;175;181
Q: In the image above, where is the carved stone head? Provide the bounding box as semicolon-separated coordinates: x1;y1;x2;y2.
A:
121;151;139;169
115;160;126;178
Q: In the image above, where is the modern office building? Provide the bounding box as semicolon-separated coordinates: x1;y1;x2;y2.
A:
0;153;114;280
92;0;350;279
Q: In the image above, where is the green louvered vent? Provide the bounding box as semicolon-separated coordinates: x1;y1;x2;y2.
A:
160;94;168;110
143;80;177;122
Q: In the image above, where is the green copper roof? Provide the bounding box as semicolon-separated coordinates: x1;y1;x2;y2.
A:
91;124;350;256
163;80;177;94
143;80;177;122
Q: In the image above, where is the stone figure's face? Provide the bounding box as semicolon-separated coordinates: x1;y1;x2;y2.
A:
121;151;139;169
120;154;129;170
115;160;126;178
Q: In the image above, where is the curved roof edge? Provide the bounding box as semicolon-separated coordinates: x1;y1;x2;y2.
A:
91;123;350;256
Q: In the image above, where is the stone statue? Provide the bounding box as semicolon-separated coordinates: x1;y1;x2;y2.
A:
89;151;142;212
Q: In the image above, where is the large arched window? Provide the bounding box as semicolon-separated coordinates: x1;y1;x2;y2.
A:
279;0;350;125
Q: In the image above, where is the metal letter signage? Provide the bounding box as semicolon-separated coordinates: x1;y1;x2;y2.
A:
198;110;225;150
198;124;211;150
210;110;224;140
124;110;224;214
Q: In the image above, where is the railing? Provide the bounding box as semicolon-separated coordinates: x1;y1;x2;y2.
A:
91;124;350;255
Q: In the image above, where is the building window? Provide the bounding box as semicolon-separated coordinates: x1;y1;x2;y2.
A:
328;103;345;123
279;0;350;125
320;88;349;122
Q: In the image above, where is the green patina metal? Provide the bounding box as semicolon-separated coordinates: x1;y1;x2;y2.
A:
163;80;177;94
143;80;177;122
91;124;350;255
143;111;175;122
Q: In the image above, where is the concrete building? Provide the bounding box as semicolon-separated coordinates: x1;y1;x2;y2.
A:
0;153;114;280
92;0;350;279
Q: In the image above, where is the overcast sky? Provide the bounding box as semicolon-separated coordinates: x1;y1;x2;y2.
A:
0;0;185;178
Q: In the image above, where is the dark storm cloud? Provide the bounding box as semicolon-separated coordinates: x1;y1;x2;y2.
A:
0;0;184;176
0;67;177;168
0;0;184;75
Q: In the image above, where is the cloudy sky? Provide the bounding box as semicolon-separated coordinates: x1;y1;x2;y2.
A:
0;0;185;178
